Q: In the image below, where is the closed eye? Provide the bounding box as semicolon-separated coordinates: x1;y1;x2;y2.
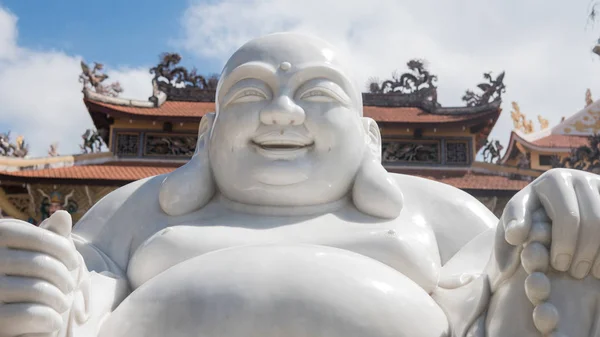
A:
296;79;351;105
221;78;273;107
231;89;268;104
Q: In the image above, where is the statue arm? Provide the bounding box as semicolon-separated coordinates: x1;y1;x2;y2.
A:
63;234;131;336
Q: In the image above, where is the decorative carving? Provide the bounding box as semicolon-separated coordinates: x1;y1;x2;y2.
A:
80;129;104;154
462;71;506;107
552;134;600;173
37;189;78;221
482;139;504;164
79;61;123;97
446;142;469;164
144;134;197;157
0;132;11;156
149;53;219;102
382;141;439;163
48;143;59;157
516;152;531;170
115;133;140;157
565;107;600;134
586;88;594;107
538;115;549;130
368;60;438;103
0;132;29;158
510;102;534;134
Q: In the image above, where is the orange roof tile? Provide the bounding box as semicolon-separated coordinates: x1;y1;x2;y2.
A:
87;100;215;118
531;134;589;148
0;164;527;191
422;173;529;191
0;165;174;182
365;106;497;124
85;99;498;125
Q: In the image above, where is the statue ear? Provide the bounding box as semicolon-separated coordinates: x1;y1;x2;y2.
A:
159;113;216;216
352;117;404;219
362;117;382;162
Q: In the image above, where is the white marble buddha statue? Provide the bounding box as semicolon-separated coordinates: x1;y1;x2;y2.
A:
2;32;600;337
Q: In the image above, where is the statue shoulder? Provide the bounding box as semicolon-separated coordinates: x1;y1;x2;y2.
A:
388;172;498;264
73;175;168;269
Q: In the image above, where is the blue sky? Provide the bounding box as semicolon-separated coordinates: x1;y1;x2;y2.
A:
0;0;221;72
1;0;600;157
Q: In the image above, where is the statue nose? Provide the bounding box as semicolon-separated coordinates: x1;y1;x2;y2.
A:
260;96;305;126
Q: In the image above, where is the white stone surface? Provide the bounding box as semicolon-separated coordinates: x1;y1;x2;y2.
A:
1;32;600;337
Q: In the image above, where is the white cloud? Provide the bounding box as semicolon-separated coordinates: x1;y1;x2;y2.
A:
180;0;600;155
0;6;152;158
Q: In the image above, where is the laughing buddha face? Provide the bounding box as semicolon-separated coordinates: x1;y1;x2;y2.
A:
208;33;374;207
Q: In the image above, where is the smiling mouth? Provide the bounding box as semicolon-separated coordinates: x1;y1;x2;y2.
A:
251;132;314;159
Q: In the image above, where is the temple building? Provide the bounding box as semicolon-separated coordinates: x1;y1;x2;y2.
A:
501;90;600;174
0;55;542;224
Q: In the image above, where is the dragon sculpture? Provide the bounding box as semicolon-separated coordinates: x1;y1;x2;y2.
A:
462;71;506;107
80;129;104;154
586;88;594;107
510;102;534;134
0;132;29;158
48;143;59;157
150;53;219;89
482;139;504;164
79;61;123;97
368;59;438;103
553;134;600;174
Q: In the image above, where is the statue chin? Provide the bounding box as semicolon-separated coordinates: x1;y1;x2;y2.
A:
99;244;450;337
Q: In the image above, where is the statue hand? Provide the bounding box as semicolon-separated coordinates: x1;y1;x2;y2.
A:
502;168;600;280
0;211;85;336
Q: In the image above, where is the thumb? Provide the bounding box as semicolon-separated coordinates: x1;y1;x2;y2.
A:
485;217;523;292
41;210;73;238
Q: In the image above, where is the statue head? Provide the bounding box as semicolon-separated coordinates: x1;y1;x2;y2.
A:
159;32;403;218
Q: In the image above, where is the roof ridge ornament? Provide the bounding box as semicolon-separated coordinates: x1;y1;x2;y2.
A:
79;61;123;97
367;59;438;104
462;71;506;107
0;132;29;158
586;88;594;107
149;53;219;103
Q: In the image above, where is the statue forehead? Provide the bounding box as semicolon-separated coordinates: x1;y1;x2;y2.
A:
221;33;347;77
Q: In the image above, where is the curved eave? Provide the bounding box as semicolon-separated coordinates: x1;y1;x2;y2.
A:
84;99;207;123
499;131;572;164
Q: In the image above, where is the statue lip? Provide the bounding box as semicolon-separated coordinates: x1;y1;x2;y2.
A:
251;130;314;159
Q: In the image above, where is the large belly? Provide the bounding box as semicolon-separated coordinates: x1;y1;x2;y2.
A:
99;244;449;337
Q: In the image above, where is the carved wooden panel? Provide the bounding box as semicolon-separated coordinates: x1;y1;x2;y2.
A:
381;141;440;164
115;133;140;157
144;133;197;157
445;141;469;164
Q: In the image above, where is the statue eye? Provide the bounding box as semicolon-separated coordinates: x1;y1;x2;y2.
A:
232;89;268;104
299;88;341;103
296;80;351;105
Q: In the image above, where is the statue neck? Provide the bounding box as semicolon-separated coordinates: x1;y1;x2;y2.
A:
218;193;351;217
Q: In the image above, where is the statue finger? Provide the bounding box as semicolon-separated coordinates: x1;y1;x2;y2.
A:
502;186;540;246
0;248;75;294
40;210;72;238
0;220;79;270
0;303;62;335
568;177;600;279
527;220;551;246
532;171;580;272
0;276;69;314
521;242;550;274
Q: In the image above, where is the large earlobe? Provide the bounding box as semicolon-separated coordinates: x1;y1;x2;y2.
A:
361;117;382;162
352;117;404;219
159;113;216;216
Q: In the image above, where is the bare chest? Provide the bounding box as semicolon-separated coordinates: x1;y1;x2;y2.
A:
128;210;442;292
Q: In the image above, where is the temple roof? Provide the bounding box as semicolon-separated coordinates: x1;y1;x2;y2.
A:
85;97;500;126
0;162;529;192
500;99;600;163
